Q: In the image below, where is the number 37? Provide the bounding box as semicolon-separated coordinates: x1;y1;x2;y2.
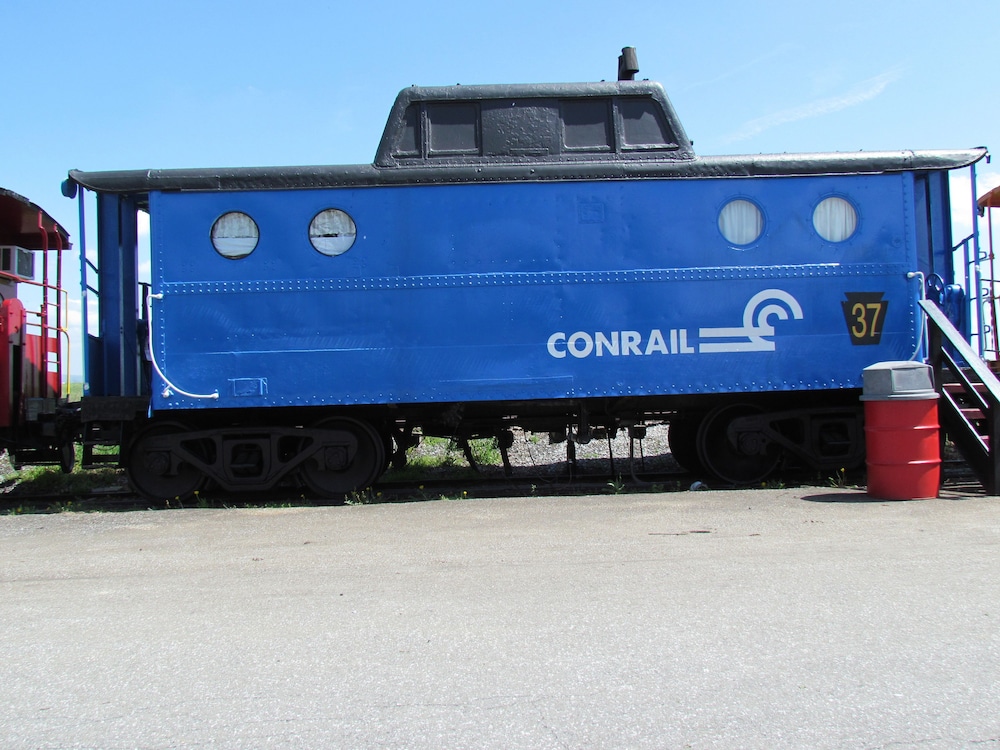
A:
841;293;888;346
851;302;884;339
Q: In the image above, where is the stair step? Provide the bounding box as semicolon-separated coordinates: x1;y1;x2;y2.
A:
960;407;986;421
943;381;989;395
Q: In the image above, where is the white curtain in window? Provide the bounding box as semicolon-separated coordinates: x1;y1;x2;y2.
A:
718;199;763;245
211;212;259;258
309;209;357;256
813;197;857;242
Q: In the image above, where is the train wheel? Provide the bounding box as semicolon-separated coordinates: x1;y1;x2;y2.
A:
127;423;205;501
667;415;704;473
300;418;385;501
59;441;76;474
696;404;780;484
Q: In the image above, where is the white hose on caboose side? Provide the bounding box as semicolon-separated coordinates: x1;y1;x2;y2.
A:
146;293;220;400
906;271;927;362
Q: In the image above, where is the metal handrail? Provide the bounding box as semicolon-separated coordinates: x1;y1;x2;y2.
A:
921;298;1000;494
0;273;71;399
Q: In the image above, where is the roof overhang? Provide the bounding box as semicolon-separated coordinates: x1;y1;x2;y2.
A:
0;187;71;250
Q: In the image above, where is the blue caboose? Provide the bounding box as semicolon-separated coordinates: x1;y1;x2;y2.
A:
65;58;988;498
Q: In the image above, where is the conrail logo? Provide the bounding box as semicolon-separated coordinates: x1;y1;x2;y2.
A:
546;289;804;359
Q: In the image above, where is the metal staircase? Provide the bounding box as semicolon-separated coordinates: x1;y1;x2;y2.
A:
909;175;1000;494
921;299;1000;494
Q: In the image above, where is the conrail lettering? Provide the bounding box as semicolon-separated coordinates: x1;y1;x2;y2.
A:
547;329;695;359
546;289;805;359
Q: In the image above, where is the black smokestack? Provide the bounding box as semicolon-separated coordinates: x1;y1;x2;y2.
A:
618;47;639;81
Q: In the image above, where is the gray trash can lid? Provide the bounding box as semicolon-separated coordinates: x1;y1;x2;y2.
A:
861;361;938;401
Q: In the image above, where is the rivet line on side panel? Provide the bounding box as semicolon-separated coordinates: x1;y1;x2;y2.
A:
160;262;907;296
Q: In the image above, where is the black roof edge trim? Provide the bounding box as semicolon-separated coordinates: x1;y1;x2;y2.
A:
67;148;988;195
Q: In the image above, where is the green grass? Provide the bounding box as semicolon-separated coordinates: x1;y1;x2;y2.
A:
383;436;502;481
2;443;125;499
5;464;124;495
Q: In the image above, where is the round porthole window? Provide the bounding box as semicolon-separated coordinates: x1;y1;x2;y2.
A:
718;199;763;246
813;196;858;242
309;209;357;256
210;212;259;259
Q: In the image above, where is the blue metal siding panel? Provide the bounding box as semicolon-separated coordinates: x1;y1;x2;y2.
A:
147;174;921;411
94;193;119;398
913;175;932;280
926;170;955;279
94;193;141;397
119;194;141;396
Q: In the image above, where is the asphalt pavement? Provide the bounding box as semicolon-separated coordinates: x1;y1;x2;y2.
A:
1;486;999;749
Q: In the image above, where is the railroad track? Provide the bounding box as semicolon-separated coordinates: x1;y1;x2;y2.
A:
0;468;700;514
0;459;984;515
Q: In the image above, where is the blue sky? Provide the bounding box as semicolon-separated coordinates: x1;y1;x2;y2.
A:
2;0;999;373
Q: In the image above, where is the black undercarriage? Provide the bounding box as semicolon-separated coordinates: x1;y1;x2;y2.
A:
77;391;866;501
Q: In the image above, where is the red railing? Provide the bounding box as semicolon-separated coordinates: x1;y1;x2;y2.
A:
0;209;71;402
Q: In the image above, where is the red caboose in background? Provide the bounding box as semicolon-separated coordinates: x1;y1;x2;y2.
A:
0;187;73;471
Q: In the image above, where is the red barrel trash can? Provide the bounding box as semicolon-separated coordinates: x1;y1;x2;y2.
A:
861;361;940;500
